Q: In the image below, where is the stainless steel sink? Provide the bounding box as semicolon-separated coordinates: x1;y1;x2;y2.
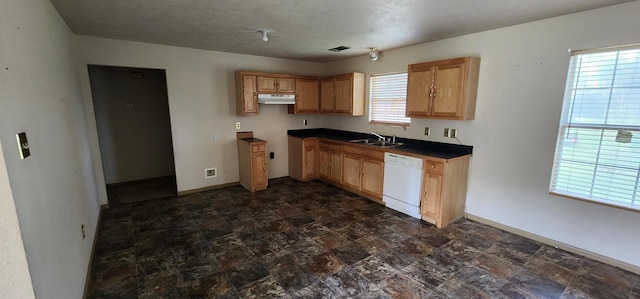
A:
369;141;404;148
348;139;403;148
348;139;377;144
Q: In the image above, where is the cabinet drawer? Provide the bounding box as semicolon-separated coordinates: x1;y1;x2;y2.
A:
425;160;444;173
319;142;342;152
303;139;317;146
252;143;266;152
343;145;384;161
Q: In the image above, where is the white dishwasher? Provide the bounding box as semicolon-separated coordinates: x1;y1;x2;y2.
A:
383;152;423;219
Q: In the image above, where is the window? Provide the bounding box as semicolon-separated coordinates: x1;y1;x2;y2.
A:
551;45;640;211
369;72;410;126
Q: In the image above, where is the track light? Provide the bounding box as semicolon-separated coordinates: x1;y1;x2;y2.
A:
369;48;379;61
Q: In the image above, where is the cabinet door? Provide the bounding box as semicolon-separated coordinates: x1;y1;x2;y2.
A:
342;154;362;190
303;143;317;179
241;75;258;115
320;79;335;112
251;152;268;188
277;78;295;93
319;147;331;179
329;151;342;183
256;76;277;93
432;62;464;118
406;66;433;117
295;79;319;113
334;76;353;113
361;158;384;199
420;172;442;223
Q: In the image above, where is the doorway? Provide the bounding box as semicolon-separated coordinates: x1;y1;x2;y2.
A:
88;65;176;205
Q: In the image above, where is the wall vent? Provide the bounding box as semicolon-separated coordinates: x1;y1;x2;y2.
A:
205;167;217;178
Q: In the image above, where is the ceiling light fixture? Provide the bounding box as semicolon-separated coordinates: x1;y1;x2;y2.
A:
258;30;269;42
369;48;379;61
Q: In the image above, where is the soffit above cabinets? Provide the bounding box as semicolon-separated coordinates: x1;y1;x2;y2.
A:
49;0;631;62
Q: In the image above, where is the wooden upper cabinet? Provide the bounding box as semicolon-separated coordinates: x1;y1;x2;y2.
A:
319;73;365;116
320;79;336;113
406;65;433;117
236;70;365;116
406;57;480;120
289;78;319;114
235;72;258;116
257;76;295;93
334;76;353;113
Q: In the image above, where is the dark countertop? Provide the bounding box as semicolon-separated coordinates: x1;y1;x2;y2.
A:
238;137;266;143
288;128;472;159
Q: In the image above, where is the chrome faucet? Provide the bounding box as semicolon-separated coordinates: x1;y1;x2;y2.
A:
371;132;385;141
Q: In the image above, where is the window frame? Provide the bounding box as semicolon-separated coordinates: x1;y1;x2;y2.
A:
550;44;640;212
368;71;411;127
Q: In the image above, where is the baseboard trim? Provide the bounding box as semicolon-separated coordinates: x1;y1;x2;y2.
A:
466;213;640;275
177;182;240;196
82;207;104;298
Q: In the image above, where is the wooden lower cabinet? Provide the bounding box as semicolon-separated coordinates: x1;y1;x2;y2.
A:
420;171;442;222
318;141;342;184
288;137;471;228
341;151;384;202
288;136;317;181
237;132;267;192
361;158;384;199
420;156;470;228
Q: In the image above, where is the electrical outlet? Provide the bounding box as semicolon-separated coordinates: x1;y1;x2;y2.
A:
235;122;241;130
450;129;458;138
205;168;217;178
214;134;220;142
444;128;450;137
16;132;30;159
424;127;430;136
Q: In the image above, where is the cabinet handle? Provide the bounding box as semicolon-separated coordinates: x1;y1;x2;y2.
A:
263;164;266;170
432;87;436;97
431;165;435;168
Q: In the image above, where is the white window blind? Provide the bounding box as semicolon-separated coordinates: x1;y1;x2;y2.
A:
369;72;410;126
550;45;640;211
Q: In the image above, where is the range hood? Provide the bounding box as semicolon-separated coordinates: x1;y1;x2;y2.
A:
257;94;296;104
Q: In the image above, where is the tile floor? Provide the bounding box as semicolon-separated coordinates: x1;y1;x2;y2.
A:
87;177;640;299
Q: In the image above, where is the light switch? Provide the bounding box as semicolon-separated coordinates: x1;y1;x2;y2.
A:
16;132;30;159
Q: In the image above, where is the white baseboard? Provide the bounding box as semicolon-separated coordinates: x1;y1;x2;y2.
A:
465;213;640;275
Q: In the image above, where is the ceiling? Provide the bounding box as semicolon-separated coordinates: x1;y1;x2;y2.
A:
49;0;632;62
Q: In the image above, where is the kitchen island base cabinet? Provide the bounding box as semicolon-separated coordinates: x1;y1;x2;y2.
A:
237;132;268;192
420;156;471;228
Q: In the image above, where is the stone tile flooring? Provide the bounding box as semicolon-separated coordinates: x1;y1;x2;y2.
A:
87;177;640;298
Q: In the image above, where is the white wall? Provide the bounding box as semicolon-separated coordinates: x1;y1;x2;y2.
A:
76;37;325;202
0;0;101;297
0;141;35;299
89;66;176;184
322;1;640;268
